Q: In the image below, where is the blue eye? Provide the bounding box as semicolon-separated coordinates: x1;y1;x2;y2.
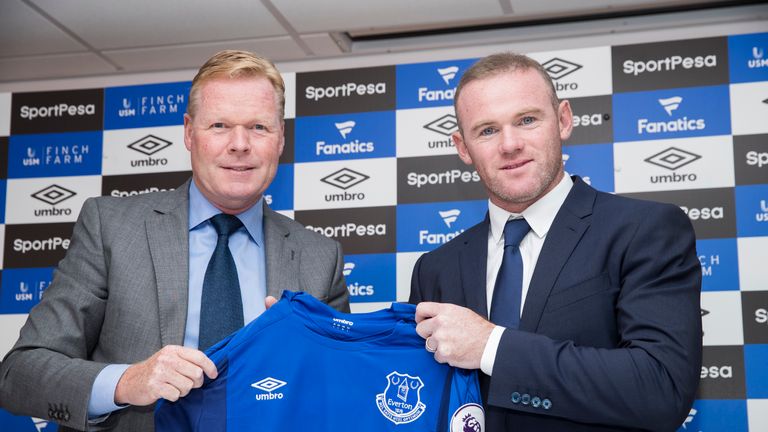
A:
520;116;535;125
211;122;226;129
480;127;496;136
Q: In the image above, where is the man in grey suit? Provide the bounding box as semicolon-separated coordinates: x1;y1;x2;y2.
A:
0;50;349;431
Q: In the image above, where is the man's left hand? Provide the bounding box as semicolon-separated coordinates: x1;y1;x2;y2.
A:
415;302;495;369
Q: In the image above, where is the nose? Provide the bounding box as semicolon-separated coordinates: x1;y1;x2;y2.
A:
498;127;523;154
228;125;251;153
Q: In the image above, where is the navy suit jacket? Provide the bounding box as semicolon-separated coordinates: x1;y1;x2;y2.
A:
410;177;702;431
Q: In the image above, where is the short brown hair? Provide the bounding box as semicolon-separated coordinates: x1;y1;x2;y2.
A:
187;50;285;119
454;53;559;131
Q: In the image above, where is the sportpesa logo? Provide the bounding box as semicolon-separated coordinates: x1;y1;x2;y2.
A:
623;54;717;76
19;103;96;120
305;82;387;101
407;169;480;188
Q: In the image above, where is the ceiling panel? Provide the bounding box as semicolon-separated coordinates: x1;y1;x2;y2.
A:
104;37;308;72
0;53;117;82
272;0;506;33
509;0;722;16
0;0;86;57
301;33;347;57
29;0;287;50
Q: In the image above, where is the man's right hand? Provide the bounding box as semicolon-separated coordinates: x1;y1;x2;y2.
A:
114;345;218;406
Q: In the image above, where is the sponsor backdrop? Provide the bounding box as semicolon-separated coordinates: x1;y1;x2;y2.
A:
0;31;766;431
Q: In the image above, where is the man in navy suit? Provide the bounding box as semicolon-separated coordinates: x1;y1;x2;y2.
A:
410;53;702;431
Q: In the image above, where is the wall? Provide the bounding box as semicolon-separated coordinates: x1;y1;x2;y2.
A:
0;11;766;431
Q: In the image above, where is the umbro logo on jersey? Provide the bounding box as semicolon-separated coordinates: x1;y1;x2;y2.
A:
335;121;355;139
541;58;582;80
437;66;459;85
439;209;460;227
252;377;287;401
658;96;682;115
423;114;458;136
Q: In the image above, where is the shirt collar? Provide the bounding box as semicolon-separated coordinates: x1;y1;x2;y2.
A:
488;173;574;244
188;180;265;247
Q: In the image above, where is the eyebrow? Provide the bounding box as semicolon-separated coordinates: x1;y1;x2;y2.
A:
468;107;547;134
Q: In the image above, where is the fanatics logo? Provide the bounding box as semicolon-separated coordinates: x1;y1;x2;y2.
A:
32;417;50;432
335;120;355;139
31;185;76;206
127;135;172;156
644;147;701;170
541;58;582;80
437;66;459;85
658;96;682;116
681;408;697;429
343;262;355;276
321;168;370;190
439;209;461;227
423;114;458;136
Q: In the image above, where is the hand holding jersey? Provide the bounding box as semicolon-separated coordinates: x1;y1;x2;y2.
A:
415;302;495;370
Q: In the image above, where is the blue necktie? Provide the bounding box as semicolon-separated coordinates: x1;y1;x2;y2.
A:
490;218;530;329
199;214;244;351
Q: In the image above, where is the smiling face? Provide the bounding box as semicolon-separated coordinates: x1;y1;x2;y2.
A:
184;76;284;214
452;68;573;213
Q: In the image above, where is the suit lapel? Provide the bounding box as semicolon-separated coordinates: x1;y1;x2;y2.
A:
520;178;595;332
459;217;490;318
147;181;190;347
263;204;300;299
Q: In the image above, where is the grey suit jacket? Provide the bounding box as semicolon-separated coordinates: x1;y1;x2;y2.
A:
0;179;349;431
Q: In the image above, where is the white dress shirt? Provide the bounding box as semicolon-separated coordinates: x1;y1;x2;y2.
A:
480;174;574;375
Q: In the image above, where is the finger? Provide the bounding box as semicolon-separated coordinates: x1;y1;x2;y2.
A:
265;295;278;309
415;318;437;339
177;347;218;380
162;371;195;398
157;382;183;402
415;302;440;323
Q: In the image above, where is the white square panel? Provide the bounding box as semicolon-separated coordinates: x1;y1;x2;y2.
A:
748;399;768;432
0;93;10;136
701;291;744;346
738;237;768;291
0;314;27;359
528;46;613;98
730;81;768;136
397;252;424;303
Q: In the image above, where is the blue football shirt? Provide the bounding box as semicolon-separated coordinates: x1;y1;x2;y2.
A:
155;291;484;431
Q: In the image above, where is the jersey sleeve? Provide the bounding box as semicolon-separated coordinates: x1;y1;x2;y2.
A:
444;369;485;432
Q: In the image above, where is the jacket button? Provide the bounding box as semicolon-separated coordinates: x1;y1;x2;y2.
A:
511;392;521;403
521;393;531;405
542;398;552;410
64;412;70;421
531;396;541;408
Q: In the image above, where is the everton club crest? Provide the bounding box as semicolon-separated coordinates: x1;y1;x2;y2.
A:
375;371;426;424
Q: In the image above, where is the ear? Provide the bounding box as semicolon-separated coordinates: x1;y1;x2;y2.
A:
278;119;285;156
183;114;194;151
558;100;574;142
452;130;473;166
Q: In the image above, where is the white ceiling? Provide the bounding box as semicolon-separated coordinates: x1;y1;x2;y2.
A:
0;0;759;83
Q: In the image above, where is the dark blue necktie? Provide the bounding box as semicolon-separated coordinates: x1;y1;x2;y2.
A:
199;214;244;351
490;218;530;329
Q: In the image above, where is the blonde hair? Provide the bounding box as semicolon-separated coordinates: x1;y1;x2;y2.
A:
187;50;285;119
454;53;559;132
